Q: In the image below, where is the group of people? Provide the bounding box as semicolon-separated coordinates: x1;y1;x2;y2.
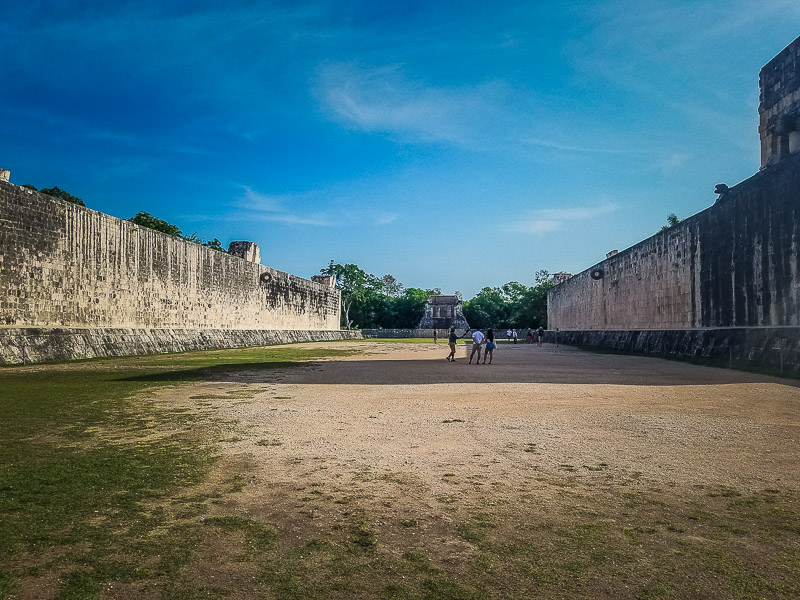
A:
504;328;545;345
444;326;545;364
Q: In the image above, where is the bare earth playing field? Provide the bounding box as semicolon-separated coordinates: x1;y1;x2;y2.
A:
134;341;799;599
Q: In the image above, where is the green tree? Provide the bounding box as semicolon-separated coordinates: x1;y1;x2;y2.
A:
40;186;85;207
519;272;553;328
319;261;448;329
392;287;439;328
320;261;377;329
203;238;224;251
463;287;508;329
129;212;183;236
463;270;553;329
380;274;404;298
660;213;681;231
178;232;225;251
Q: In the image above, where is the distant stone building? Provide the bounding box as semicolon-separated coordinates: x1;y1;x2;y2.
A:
227;240;261;264
311;275;336;288
417;295;470;330
552;272;573;285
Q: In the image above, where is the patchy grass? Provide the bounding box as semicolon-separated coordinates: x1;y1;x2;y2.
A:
0;345;358;599
256;439;283;447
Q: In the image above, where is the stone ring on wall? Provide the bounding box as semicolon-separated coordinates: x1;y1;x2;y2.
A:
590;268;604;280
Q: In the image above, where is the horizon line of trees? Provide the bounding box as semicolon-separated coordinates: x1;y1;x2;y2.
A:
320;261;554;331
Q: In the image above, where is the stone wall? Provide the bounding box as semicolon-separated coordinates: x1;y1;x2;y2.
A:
759;36;800;167
542;328;800;378
548;152;800;332
0;181;341;331
0;327;363;365
547;220;697;330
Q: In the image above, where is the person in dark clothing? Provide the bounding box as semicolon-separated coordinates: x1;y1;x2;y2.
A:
537;326;544;347
446;327;458;362
482;328;496;364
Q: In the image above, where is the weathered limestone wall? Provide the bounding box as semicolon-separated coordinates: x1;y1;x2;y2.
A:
548;152;800;332
0;181;340;331
0;327;362;365
547;221;697;330
759;36;800;167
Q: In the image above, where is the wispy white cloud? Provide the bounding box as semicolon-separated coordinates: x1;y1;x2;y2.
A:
375;213;398;225
236;187;335;227
655;152;691;175
229;186;400;228
314;62;509;144
523;137;635;155
512;203;619;234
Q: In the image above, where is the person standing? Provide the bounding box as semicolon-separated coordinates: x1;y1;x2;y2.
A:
482;328;495;364
433;329;438;344
469;329;484;364
446;327;458;362
506;329;512;343
512;329;518;344
526;328;533;344
537;326;544;347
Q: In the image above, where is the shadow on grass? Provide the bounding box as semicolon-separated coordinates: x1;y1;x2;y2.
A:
117;361;303;383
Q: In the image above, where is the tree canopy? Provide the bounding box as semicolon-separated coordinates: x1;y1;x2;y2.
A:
129;212;182;236
660;213;681;231
320;261;441;330
461;270;553;330
38;186;85;207
320;261;553;330
129;212;224;250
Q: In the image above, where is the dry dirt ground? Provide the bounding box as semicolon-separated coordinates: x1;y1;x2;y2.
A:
201;341;799;496
111;342;800;598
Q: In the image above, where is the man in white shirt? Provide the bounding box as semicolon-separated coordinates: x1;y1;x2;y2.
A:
469;329;484;364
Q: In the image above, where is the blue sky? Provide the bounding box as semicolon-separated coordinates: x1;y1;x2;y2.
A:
2;1;800;298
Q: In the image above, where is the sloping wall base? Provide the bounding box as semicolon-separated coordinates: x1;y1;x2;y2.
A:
0;328;363;365
546;328;800;378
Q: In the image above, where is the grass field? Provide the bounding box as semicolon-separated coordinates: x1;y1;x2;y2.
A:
0;347;358;599
1;343;798;599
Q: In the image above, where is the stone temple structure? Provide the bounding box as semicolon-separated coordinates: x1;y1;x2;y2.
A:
417;295;470;330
